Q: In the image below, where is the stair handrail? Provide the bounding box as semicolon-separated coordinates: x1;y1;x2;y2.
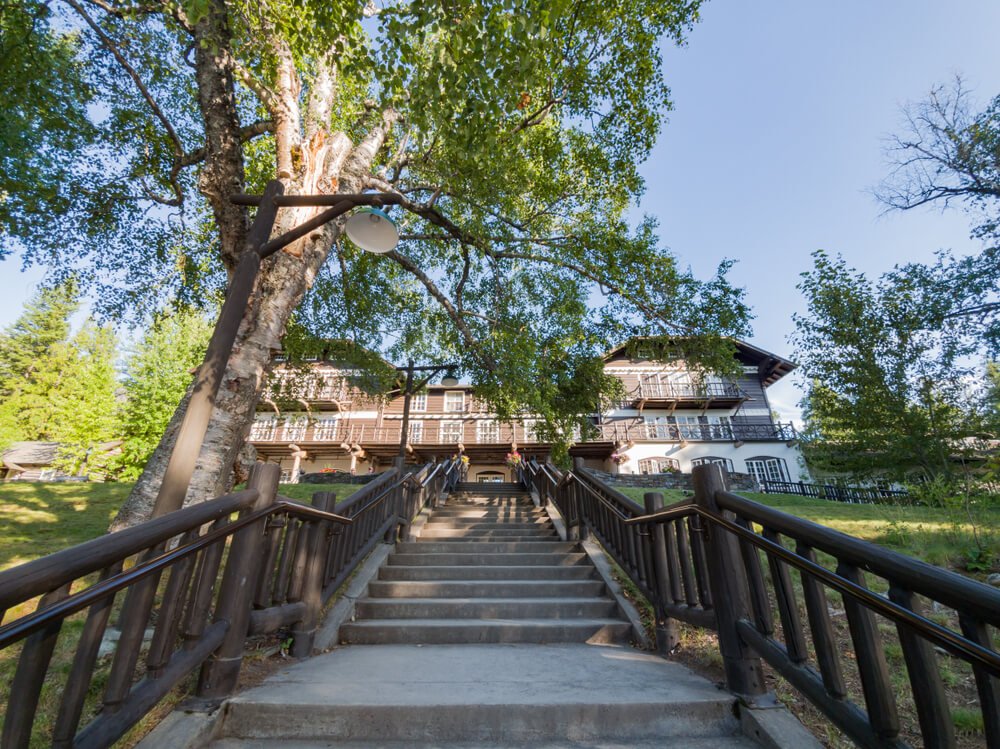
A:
531;460;1000;748
0;460;444;749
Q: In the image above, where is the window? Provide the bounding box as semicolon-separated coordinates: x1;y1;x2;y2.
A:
745;456;789;484
691;456;735;473
477;471;505;483
521;419;541;442
706;415;732;440
444;391;466;413
440;420;464;443
644;416;674;440
410;393;427;412
476;420;499;443
283;414;308;441
314;417;339;441
673;416;702;440
637;457;680;474
250;414;277;441
408;420;424;443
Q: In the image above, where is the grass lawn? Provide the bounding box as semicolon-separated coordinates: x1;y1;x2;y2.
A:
615;486;1000;575
0;480;363;748
0;481;362;573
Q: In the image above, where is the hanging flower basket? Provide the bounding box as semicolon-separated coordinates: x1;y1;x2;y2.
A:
505;451;522;468
610;452;630;465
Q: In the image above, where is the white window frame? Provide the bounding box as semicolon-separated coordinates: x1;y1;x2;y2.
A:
283;414;308;441
644;415;674;440
673;415;701;440
637;457;680;474
691;456;735;473
745;456;789;484
408;420;424;443
476;419;499;443
250;414;278;441
706;415;732;440
410;393;427;412
440;420;464;443
444;391;466;413
313;417;339;441
521;418;540;442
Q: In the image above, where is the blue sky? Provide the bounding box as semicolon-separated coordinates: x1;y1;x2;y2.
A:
634;0;1000;422
2;2;1000;422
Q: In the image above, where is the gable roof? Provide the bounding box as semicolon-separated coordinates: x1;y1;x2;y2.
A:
2;442;60;467
602;337;796;387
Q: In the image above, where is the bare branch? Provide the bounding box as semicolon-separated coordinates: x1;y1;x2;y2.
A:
63;0;186;204
179;120;274;167
384;249;496;370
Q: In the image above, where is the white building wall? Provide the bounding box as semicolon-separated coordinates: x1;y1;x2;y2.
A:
613;440;808;481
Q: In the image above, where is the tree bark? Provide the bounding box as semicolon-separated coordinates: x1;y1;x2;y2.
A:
111;38;397;528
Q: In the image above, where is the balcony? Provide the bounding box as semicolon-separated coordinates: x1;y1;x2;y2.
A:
632;380;746;409
248;420;548;447
586;421;797;444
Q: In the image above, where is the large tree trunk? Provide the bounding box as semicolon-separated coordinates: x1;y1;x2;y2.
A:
110;41;396;528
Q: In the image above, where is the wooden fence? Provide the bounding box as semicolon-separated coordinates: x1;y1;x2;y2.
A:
0;459;459;748
520;459;1000;748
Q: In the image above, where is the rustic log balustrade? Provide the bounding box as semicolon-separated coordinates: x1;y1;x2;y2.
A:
519;459;1000;748
0;458;458;748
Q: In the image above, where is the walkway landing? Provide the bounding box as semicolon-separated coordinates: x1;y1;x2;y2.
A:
212;643;755;747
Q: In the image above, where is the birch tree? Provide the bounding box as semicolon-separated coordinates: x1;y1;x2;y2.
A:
1;0;754;526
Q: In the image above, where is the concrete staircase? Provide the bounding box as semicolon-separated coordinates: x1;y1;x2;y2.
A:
339;483;631;645
205;484;764;748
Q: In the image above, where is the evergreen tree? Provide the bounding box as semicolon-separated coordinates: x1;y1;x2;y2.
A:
111;309;212;480
0;283;81;448
0;283;119;476
52;321;120;475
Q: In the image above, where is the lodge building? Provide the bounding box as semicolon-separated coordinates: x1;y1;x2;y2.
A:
248;339;805;486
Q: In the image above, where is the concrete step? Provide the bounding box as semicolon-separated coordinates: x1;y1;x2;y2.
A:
219;644;741;743
339;618;631;644
368;579;606;598
212;739;758;748
355;597;619;620
388;552;589;566
397;541;576;554
415;534;563;543
424;519;551;529
418;526;556;535
378;565;598;581
434;505;548;519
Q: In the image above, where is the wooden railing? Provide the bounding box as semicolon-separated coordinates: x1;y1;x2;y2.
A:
760;479;910;504
519;459;1000;748
586;421;797;444
0;458;458;748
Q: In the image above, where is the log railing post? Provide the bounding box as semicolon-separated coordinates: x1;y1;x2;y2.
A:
290;491;336;658
691;463;767;702
196;463;280;700
644;492;679;655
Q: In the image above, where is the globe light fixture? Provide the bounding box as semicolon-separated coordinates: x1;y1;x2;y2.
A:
344;207;399;254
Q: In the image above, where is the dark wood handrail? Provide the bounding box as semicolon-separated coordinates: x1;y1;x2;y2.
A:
714;490;1000;625
626;501;1000;677
0;489;260;610
522;460;1000;746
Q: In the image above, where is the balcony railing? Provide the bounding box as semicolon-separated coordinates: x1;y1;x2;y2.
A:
635;381;744;401
249;421;547;446
588;421;797;443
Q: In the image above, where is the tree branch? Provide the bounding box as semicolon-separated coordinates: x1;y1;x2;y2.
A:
63;0;185;204
384;249;496;370
179;120;274;167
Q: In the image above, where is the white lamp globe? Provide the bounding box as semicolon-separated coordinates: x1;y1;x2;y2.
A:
344;207;399;254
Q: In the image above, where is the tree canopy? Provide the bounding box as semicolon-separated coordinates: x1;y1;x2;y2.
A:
0;282;119;475
3;0;755;518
